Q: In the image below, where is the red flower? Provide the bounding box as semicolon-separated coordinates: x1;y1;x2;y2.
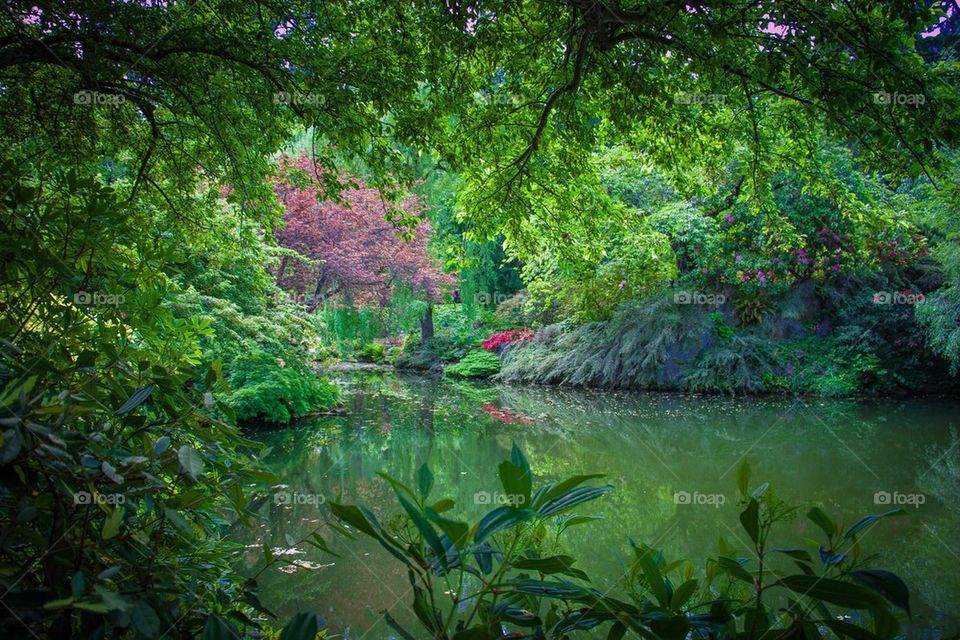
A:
482;329;534;352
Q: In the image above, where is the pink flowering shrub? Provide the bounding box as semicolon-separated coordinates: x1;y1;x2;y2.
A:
482;329;534;352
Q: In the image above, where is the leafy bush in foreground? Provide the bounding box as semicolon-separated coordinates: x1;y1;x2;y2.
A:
331;445;911;640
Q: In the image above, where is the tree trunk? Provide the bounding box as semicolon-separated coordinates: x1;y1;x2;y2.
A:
420;303;434;345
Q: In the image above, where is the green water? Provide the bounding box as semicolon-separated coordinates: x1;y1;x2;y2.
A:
240;372;960;638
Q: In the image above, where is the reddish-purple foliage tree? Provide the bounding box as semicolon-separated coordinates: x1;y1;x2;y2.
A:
272;155;455;312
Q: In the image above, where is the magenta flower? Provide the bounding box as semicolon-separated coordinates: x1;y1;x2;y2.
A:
724;214;734;224
735;254;743;262
757;270;766;283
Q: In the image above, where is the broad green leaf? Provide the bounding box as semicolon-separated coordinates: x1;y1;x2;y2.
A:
177;445;203;480
849;569;910;615
417;463;433;499
807;507;836;539
717;556;753;583
394;491;447;569
736;460;751;496
280;612;324;640
843;509;906;541
671;579;698;610
203;615;240;640
739;498;760;546
532;474;606;509
635;546;669;607
537;484;613;517
775;575;887;609
116;384;154;415
131;601;161;638
425;508;470;550
102;506;123;540
474;506;535;544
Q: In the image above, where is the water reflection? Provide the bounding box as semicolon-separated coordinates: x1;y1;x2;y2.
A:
238;372;960;638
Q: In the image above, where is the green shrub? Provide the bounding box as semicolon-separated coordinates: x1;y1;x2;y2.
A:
444;349;501;378
501;294;713;389
394;347;439;370
227;349;338;423
682;335;775;393
357;342;386;363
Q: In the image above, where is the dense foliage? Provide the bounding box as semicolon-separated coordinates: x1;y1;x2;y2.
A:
2;0;960;637
331;445;913;640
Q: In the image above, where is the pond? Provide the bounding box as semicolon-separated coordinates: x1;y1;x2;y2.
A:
239;372;960;638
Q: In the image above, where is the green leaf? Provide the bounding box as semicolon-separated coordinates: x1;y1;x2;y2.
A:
153;436;170;455
537;484;614;517
307;533;342;558
474;506;535;544
383;610;416;640
671;579;698;610
513;555;582;577
42;597;74;610
425;508;470;550
717;556;753;583
280;612;324;640
203;615;241;640
532;474;606;510
843;509;906;540
848;569;910;615
506;578;590;600
73;601;110;614
806;507;836;539
177;445;204;480
498;445;532;508
736;460;751;496
739;498;760;546
395;491;447;569
822;619;883;640
70;571;84;598
430;498;455;512
131;601;161;638
417;463;433;499
771;548;813;562
775;575;887;609
376;472;419;504
102;506;123;540
116;384;154;415
635;546;669;607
